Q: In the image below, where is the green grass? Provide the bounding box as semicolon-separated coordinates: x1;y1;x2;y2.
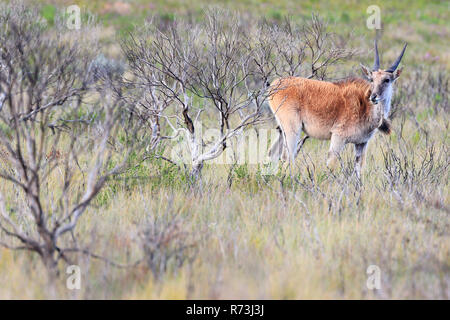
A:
36;0;450;72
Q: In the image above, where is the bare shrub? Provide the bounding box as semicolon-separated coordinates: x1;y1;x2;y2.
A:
380;143;449;211
389;67;448;147
122;10;356;182
138;209;200;280
0;2;144;278
255;14;358;80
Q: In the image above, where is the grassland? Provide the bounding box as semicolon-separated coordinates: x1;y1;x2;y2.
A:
0;0;448;299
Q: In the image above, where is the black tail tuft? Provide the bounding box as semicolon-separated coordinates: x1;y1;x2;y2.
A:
379;118;392;135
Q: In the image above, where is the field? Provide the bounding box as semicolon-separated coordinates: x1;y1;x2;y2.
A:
0;0;448;299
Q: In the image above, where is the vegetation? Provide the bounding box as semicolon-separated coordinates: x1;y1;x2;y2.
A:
0;0;448;299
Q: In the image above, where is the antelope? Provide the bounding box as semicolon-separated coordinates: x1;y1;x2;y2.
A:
268;41;407;176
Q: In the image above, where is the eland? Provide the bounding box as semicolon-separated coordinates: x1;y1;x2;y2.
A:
268;40;407;176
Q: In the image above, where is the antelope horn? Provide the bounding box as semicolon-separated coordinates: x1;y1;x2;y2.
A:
386;43;407;73
373;39;380;71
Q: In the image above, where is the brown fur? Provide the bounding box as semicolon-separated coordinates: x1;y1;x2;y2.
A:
268;77;383;142
268;74;396;174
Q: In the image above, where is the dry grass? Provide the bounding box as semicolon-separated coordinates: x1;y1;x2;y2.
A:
0;0;448;299
1;106;448;299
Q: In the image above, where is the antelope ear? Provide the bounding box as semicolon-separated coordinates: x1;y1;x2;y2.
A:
360;64;372;80
393;67;403;80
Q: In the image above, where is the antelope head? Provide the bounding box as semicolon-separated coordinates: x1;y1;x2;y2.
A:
361;40;407;117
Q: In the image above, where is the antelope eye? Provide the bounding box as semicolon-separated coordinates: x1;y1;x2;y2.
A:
384;78;390;83
369;78;373;82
